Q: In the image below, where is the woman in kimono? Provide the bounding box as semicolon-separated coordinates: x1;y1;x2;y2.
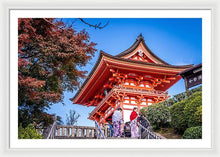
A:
130;107;139;138
112;107;123;137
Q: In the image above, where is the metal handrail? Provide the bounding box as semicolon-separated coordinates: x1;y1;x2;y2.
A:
137;116;165;139
94;120;106;139
140;115;152;128
46;121;57;139
137;122;162;139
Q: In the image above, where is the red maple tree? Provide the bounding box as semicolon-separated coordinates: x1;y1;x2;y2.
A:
18;18;96;127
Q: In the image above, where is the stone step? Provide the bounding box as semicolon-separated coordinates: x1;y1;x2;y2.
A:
55;136;95;139
54;136;138;139
107;137;138;139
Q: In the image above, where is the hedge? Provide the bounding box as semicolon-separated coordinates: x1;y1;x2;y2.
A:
18;123;43;139
170;100;188;134
140;103;170;130
184;92;202;128
183;126;202;139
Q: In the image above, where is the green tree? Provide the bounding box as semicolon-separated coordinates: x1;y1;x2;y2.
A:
140;103;170;130
195;105;202;125
160;86;202;107
170;100;188;134
184;92;202;128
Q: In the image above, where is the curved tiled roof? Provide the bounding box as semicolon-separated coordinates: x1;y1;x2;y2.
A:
71;50;193;103
71;34;194;103
115;33;170;65
102;50;193;69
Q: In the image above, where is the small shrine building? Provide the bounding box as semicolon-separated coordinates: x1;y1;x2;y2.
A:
71;34;193;125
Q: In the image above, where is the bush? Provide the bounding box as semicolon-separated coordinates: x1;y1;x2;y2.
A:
159;86;202;108
183;126;202;139
140;103;170;130
170;100;188;134
184;92;202;128
195;105;202;124
18;123;43;139
185;91;202;104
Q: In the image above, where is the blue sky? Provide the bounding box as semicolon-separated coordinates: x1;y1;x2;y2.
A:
46;18;202;127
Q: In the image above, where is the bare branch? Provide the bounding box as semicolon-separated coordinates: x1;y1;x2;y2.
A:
78;18;109;29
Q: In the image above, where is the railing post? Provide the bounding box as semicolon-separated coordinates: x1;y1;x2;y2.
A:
82;128;85;137
91;129;95;138
104;124;108;137
66;127;69;136
62;127;65;136
57;127;60;136
76;128;80;137
86;129;90;137
71;127;75;137
139;126;141;139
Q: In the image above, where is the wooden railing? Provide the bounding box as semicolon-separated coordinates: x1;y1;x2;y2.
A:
113;86;168;97
90;85;168;116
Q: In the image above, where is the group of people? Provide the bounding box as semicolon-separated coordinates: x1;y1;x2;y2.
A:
108;107;140;138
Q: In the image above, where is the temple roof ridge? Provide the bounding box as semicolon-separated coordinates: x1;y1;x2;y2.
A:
115;34;170;65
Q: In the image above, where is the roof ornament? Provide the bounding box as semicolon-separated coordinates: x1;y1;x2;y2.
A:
137;33;144;41
138;49;144;57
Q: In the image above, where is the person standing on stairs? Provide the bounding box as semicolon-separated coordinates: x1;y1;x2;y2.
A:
112;107;123;137
130;107;139;138
108;121;113;137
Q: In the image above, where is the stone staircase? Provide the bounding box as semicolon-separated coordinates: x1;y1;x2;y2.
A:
44;119;165;139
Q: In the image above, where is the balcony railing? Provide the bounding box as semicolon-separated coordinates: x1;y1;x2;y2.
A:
90;85;168;117
113;85;168;97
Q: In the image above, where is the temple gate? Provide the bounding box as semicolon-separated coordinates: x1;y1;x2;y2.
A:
71;34;193;125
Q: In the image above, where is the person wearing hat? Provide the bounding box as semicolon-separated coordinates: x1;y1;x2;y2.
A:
130;107;139;138
112;107;123;137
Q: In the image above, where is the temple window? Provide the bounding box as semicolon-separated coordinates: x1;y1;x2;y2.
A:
124;100;129;104
124;79;136;86
124;82;129;85
131;100;136;104
130;82;135;86
145;84;150;88
141;102;147;105
139;84;144;87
